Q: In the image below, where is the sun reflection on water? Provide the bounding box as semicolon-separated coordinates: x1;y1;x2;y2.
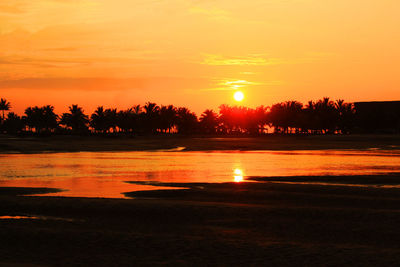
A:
233;168;244;182
2;150;400;198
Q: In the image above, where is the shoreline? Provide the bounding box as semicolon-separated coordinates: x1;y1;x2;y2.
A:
1;134;400;153
2;174;400;265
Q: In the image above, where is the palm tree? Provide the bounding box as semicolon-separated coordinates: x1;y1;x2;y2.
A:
23;105;58;133
143;102;160;133
176;107;198;134
132;104;142;115
90;106;107;133
335;100;355;134
303;100;317;133
267;102;285;133
2;112;24;134
247;106;268;134
60;105;89;134
284;101;303;133
0;98;11;120
131;105;143;134
199;109;219;134
218;104;234;134
335;99;345;112
159;105;177;133
104;108;118;133
117;108;142;134
315;97;337;133
42;105;59;133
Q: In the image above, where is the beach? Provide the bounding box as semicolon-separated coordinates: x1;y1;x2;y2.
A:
1;135;400;265
2;174;400;266
1;134;400;153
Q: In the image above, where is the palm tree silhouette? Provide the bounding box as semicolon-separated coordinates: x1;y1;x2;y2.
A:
335;100;355;134
132;105;142;115
0;98;11;120
199;109;219;134
159;105;177;133
249;106;268;134
131;105;143;134
218;105;234;134
117;108;143;134
2;112;24;134
24;105;58;133
104;108;118;133
2;97;361;136
60;105;89;134
143;102;160;133
315;97;336;133
42;105;59;133
90;106;107;133
176;107;198;134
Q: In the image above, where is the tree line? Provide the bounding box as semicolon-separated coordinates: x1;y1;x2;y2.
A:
0;97;356;135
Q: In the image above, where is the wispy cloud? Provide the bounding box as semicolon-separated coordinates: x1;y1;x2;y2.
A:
40;47;79;52
0;77;124;91
0;56;91;68
201;79;269;91
0;3;26;14
0;76;211;92
201;54;286;66
0;0;90;14
240;71;257;75
189;6;231;20
222;79;259;87
200;51;337;67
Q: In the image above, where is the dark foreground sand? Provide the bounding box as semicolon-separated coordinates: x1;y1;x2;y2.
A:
2;174;400;266
1;134;400;153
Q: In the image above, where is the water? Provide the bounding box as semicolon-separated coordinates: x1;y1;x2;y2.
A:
1;149;400;198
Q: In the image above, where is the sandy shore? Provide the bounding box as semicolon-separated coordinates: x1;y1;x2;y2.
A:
1;134;400;153
2;174;400;266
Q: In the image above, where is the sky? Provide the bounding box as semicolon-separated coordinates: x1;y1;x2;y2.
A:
1;0;400;115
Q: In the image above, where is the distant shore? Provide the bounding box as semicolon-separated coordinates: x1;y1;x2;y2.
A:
2;174;400;266
1;134;400;153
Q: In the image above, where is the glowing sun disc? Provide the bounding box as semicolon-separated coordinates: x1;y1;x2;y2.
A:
234;91;244;102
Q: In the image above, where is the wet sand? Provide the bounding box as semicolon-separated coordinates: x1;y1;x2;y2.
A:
1;134;400;153
2;174;400;266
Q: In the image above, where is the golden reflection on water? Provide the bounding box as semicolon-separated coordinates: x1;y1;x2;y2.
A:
233;168;244;182
1;150;400;198
0;215;39;220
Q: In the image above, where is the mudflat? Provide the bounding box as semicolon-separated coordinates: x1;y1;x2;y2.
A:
1;134;400;153
1;174;400;266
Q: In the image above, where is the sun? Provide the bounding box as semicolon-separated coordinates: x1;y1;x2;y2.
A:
234;91;244;102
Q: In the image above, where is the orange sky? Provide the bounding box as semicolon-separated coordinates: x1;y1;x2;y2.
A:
1;0;400;115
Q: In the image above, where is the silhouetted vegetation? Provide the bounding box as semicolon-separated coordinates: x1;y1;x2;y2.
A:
23;105;58;134
60;105;90;134
0;98;11;121
1;97;399;135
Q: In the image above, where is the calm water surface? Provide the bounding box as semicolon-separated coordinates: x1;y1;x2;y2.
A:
1;149;400;198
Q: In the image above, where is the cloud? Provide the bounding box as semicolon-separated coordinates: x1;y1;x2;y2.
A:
0;56;91;68
40;47;79;52
0;3;26;14
189;6;231;20
0;77;123;91
201;54;286;66
200;79;269;91
200;78;284;92
0;76;211;91
200;52;336;66
0;1;85;14
222;79;259;87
